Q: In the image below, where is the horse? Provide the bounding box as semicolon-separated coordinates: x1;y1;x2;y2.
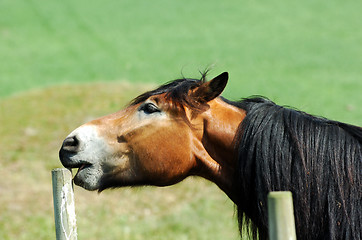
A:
59;72;361;240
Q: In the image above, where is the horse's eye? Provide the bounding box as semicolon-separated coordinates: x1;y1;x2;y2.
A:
140;103;161;114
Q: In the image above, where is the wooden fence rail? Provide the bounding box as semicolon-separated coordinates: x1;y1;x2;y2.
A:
52;168;78;240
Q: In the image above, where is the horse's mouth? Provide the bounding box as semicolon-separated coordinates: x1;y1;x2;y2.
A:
63;161;93;179
77;163;92;172
61;159;91;170
72;162;92;177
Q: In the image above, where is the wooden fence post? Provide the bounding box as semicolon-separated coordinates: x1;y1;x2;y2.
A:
268;191;296;240
52;168;78;240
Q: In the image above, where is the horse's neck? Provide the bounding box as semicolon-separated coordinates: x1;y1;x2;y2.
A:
202;98;246;164
196;98;246;203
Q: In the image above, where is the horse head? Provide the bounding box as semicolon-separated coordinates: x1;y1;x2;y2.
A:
59;72;245;202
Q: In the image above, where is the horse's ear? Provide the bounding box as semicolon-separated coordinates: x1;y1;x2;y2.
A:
193;72;228;102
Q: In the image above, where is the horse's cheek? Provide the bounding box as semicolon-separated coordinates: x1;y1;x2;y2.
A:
132;140;191;185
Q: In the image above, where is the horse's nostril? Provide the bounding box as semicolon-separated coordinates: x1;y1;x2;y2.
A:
62;136;80;152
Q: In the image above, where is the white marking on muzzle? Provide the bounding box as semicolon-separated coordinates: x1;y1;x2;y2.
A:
67;125;111;190
67;125;109;165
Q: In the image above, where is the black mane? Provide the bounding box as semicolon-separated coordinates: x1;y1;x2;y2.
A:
130;77;202;106
233;97;362;240
130;72;208;109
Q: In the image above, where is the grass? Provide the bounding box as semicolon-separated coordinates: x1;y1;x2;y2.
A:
1;0;361;126
0;0;361;239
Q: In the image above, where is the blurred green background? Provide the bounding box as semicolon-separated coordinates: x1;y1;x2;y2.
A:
0;0;361;239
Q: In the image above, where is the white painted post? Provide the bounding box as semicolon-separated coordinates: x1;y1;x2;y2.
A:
52;168;78;240
268;191;296;240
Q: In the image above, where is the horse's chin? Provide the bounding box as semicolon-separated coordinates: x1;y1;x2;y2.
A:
73;164;102;191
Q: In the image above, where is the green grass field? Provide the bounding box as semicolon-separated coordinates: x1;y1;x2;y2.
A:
0;0;361;239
